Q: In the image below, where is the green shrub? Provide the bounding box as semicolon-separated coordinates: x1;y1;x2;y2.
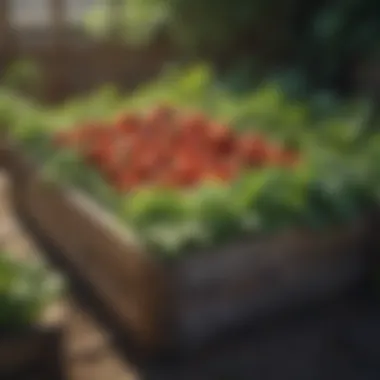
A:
0;254;63;331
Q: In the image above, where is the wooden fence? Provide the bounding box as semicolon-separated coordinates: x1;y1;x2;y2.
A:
0;0;177;103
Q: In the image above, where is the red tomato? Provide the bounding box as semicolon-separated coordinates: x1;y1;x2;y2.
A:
140;121;173;143
145;104;176;125
54;106;302;192
238;134;269;167
180;113;209;137
173;168;201;187
207;122;236;156
158;169;188;189
206;159;240;182
168;152;203;187
114;113;141;134
126;156;157;183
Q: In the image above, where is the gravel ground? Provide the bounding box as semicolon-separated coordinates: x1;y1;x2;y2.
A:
0;173;137;380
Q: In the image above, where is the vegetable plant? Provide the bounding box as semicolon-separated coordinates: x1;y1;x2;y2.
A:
2;65;380;257
0;254;63;332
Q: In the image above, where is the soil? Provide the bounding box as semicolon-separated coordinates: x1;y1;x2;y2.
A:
0;174;138;380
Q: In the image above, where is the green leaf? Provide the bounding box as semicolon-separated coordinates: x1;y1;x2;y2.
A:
125;188;189;226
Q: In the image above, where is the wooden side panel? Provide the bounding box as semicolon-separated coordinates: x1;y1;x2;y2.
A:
5;146;167;351
173;224;371;347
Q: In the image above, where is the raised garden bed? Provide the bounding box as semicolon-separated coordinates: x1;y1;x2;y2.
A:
2;64;380;365
0;253;64;380
1;98;379;367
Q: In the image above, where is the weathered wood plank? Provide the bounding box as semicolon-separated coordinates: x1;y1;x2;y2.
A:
3;143;168;352
173;222;370;346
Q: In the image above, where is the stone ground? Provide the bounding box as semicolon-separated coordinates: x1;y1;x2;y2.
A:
0;174;138;380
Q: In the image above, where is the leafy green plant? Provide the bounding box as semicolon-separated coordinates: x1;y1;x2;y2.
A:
1;60;42;97
3;65;380;257
0;254;63;331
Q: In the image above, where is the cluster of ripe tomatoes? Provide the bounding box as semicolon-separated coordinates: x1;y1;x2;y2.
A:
53;106;299;192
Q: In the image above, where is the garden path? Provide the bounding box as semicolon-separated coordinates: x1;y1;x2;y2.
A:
0;173;137;380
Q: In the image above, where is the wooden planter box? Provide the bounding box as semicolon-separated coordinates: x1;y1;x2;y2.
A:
0;139;376;363
0;326;64;380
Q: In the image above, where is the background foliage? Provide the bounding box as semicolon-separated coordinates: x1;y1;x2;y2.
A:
84;0;380;97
